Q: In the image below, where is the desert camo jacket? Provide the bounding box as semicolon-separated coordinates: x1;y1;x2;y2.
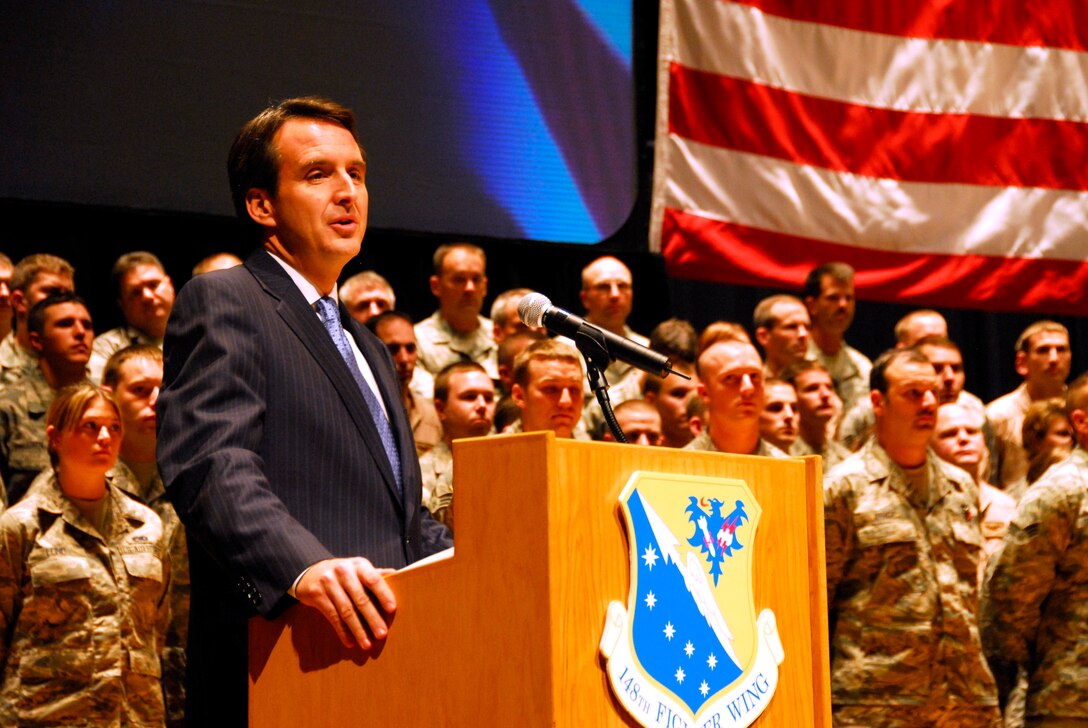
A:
980;446;1088;720
0;472;171;727
420;440;453;530
0;365;55;506
414;312;498;379
823;441;999;709
110;460;188;727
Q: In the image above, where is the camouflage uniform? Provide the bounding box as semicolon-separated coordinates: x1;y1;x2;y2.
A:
0;471;171;727
580;367;644;440
980;446;1088;723
0;365;56;506
985;383;1039;490
791;436;851;470
111;460;189;728
409;365;435;401
683;430;788;457
420;440;452;506
978;482;1015;571
976;480;1024;728
807;339;872;416
420;441;453;531
414;312;498;379
407;390;443;456
0;332;36;385
89;326;160;384
830;704;1006;727
823;441;1000;726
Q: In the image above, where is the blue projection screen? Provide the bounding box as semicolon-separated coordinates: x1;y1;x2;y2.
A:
0;2;636;244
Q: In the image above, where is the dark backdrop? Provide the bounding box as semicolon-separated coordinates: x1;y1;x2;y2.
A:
1;0;1084;403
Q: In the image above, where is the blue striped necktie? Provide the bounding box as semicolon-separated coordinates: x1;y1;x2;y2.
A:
315;296;402;496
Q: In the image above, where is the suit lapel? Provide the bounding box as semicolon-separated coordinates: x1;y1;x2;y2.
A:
245;252;402;504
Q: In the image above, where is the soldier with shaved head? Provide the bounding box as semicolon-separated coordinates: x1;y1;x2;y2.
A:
759;379;799;453
686;339;785;456
894;309;948;348
576;256;648;390
509;339;586;439
602;399;663;447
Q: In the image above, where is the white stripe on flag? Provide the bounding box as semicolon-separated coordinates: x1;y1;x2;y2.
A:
671;0;1088;122
664;135;1088;260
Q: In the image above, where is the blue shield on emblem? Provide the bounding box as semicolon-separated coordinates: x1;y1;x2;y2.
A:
627;488;743;711
600;472;784;728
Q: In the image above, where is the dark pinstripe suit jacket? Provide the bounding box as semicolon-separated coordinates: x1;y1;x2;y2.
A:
158;249;451;724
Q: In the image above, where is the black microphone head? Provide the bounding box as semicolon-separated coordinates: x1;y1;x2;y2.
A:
518;292;551;328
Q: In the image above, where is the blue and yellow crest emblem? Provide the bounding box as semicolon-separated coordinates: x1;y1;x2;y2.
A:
600;472;784;727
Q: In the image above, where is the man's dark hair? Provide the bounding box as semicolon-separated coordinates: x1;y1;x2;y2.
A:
498;331;545;368
869;347;930;394
643;359;695;396
28;292;89;336
648;318;698;366
434;361;489;403
111;251;165;298
228;97;360;229
493;395;521;433
684;388;707;420
780;360;830;387
102;344;163;389
803;262;855;300
366;310;415;334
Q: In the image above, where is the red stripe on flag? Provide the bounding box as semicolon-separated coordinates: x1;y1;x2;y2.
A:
661;208;1088;315
669;64;1088;190
732;0;1088;52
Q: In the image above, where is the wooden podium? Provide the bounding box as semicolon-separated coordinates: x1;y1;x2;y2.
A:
249;433;831;726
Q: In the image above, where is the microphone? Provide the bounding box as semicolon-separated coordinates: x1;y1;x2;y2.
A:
517;293;688;380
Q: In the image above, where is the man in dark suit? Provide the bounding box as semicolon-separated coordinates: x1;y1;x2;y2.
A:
158;97;452;725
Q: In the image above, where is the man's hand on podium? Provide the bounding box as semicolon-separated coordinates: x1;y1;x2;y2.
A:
295;557;397;650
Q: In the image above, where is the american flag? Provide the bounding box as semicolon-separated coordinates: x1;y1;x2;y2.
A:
651;0;1088;315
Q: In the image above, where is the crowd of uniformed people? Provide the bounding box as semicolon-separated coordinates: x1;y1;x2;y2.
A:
0;247;1082;727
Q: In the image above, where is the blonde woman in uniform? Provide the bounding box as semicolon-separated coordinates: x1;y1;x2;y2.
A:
0;383;171;726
